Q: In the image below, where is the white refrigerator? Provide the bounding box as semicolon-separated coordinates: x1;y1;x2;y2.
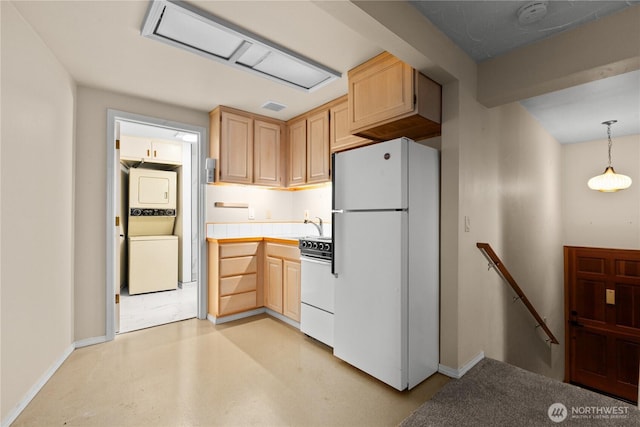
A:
331;137;439;391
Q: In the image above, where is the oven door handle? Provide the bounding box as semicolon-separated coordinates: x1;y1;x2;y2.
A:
300;255;331;265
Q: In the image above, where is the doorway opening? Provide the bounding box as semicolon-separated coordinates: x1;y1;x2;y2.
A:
106;110;207;339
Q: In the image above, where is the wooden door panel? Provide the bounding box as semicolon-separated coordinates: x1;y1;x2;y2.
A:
576;279;606;323
573;328;608;377
616;284;640;328
616;338;640;386
566;246;640;403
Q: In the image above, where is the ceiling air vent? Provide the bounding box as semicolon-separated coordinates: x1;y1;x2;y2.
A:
141;0;341;92
261;101;287;112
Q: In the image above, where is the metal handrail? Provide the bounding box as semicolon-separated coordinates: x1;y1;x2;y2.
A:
476;242;559;345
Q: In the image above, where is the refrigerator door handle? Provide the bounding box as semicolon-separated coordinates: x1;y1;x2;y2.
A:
331;210;341;276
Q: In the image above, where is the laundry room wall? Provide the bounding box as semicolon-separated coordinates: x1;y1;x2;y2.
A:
74;86;208;342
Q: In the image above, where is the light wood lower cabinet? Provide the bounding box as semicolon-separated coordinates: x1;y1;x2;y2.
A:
208;239;301;322
264;243;301;322
208;241;262;317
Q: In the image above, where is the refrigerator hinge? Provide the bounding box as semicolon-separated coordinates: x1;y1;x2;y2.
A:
115;139;120;149
115;216;120;227
115;294;120;304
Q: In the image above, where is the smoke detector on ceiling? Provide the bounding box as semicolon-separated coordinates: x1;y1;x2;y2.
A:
517;1;548;25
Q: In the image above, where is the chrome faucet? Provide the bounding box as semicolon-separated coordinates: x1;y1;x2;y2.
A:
304;216;324;237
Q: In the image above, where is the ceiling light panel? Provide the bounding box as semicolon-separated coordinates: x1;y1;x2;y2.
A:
141;0;341;92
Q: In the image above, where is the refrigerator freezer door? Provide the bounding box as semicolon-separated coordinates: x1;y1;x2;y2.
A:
333;210;408;390
333;138;408;211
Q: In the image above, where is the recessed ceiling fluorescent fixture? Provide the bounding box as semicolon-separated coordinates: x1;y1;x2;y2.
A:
141;0;341;92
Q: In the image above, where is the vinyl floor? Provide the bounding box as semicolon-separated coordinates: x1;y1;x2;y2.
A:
12;315;449;426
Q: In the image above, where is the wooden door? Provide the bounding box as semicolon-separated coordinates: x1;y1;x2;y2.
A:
283;260;301;322
253;120;282;186
151;140;182;164
306;110;330;183
565;246;640;402
287;118;306;186
265;256;283;314
220;111;253;184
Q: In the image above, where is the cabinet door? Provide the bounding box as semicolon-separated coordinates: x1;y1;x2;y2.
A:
151;140;182;164
287;118;307;186
330;100;371;153
283;260;301;322
220;111;253;184
120;136;152;160
348;52;414;134
306;110;330;183
265;256;283;313
254;120;282;186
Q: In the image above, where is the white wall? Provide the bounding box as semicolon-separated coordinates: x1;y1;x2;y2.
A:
1;2;76;422
563;134;640;249
206;184;332;225
74;87;209;342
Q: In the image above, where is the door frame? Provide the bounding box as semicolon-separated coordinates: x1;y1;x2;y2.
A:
106;109;208;340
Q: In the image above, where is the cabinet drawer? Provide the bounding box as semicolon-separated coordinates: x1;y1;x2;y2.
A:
219;242;260;258
220;273;257;296
220;256;257;277
266;243;300;260
219;291;257;316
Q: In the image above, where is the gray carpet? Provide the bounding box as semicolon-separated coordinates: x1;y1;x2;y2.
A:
401;358;639;426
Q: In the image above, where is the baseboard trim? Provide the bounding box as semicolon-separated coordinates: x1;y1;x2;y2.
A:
264;309;301;329
207;308;266;325
74;335;107;348
438;351;485;379
1;343;74;427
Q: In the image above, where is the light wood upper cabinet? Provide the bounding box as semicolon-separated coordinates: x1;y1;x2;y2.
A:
120;136;182;165
210;106;284;187
254;119;283;186
330;96;371;153
348;51;441;142
218;109;253;184
306;110;330;183
287;118;307;186
286;109;330;187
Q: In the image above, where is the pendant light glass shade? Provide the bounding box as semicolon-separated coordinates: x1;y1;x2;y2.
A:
587;166;632;192
587;120;632;192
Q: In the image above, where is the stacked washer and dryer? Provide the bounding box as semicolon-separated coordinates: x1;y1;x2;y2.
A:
128;168;178;295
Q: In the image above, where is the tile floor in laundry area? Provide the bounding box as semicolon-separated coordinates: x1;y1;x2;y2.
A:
13;315;449;426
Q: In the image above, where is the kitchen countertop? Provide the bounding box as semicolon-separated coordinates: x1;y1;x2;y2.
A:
206;236;300;245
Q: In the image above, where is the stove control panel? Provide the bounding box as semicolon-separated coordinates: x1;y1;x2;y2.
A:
299;237;333;261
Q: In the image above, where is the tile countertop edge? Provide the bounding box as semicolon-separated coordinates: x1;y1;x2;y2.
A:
206;236;299;245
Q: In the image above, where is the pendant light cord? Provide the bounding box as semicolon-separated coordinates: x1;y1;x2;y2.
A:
607;123;612;167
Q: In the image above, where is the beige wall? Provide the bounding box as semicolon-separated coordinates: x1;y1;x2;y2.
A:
563;134;640;249
1;2;76;421
74;87;208;341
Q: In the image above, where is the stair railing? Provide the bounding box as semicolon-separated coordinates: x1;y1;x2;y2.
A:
476;242;559;345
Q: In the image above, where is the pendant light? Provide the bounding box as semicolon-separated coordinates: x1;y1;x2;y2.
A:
587;120;632;192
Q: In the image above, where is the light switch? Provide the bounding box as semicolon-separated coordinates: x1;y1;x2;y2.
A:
464;216;470;232
606;289;615;305
248;207;255;220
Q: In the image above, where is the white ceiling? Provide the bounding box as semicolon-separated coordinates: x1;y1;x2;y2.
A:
410;0;640;144
12;0;640;144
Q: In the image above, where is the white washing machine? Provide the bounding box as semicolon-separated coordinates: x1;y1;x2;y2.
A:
128;235;178;295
